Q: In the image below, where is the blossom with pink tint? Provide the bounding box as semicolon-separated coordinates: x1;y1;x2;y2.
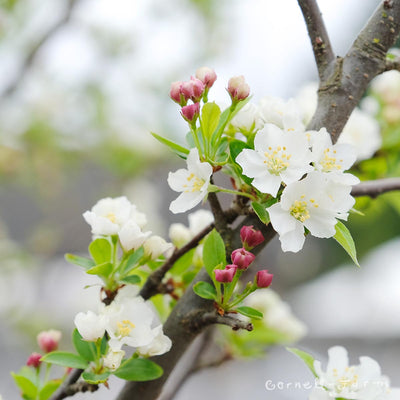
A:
227;75;250;102
231;248;255;269
37;329;62;353
240;225;265;249
181;103;200;123
170;81;184;105
256;270;273;288
27;352;42;368
195;67;217;88
181;78;205;103
215;268;236;283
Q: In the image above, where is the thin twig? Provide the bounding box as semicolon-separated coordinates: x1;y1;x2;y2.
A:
49;369;85;400
202;312;253;331
297;0;335;79
351;178;400;198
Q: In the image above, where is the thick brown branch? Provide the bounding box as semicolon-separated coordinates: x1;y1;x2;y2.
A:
202;312;253;331
352;178;400;198
297;0;335;79
308;0;400;141
49;369;85;400
0;0;79;99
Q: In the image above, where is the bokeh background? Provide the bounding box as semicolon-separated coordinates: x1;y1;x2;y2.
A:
1;0;400;398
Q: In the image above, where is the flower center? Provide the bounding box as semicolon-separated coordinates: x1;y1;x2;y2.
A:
290;199;310;222
332;367;359;392
105;212;117;224
320;148;343;172
263;146;291;175
183;173;205;193
116;320;135;337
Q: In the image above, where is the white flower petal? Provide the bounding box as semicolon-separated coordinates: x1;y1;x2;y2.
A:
169;191;206;214
278;222;305;252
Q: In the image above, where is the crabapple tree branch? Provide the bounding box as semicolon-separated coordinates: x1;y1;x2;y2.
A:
351;177;400;198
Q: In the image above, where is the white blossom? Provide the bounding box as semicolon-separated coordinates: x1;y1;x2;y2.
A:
83;196;132;236
168;148;212;214
370;70;400;104
143;236;173;260
137;325;172;357
169;223;192;248
313;346;391;400
229;103;263;133
118;219;151;252
236;124;313;196
295;82;318;126
74;310;106;341
339;108;382;161
268;172;354;252
103;349;125;371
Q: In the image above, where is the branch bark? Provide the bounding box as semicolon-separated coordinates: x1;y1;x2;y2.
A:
297;0;335;80
351;177;400;197
49;369;85;400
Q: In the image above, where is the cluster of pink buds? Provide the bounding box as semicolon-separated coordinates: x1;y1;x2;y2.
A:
26;352;42;369
227;75;250;103
26;329;62;369
170;67;217;124
214;226;273;289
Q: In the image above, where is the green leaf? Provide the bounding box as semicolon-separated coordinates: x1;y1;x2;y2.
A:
169;248;195;276
203;229;226;278
287;347;317;377
229;139;251;162
151;132;190;157
11;373;37;399
251;202;270;224
86;262;113;276
65;254;95;270
120;247;144;275
114;358;163;381
201;102;221;140
333;221;360;267
193;281;217;300
82;371;111;384
41;352;89;369
72;329;98;362
236;306;263;320
89;238;112;265
39;380;62;400
120;275;141;285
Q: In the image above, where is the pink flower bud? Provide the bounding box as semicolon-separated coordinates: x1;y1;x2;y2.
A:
37;330;61;353
240;225;265;249
170;81;184;104
231;248;255;270
225;264;238;272
227;75;250;102
215;267;236;283
195;67;217;88
181;79;205;103
256;270;273;288
181;103;200;123
27;352;42;368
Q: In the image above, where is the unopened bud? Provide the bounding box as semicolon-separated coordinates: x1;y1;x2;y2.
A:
37;330;61;353
181;79;205;103
231;248;255;269
144;236;173;260
215;267;236;283
195;67;217;88
27;352;42;368
169;223;191;248
240;225;265;249
181;103;200;123
256;270;273;288
227;75;250;102
170;81;185;105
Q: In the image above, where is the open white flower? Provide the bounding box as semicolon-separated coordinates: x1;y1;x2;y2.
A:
168;148;212;214
311;128;359;185
137;325;172;357
103;349;125;371
74;310;106;341
268;172;354;252
118;219;151;252
83;196;132;236
229;102;263;133
313;346;391;400
236;124;313;196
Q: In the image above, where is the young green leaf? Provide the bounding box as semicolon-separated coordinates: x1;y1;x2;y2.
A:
120;247;145;275
251;202;270;224
120;275;141;285
39;380;61;400
89;238;112;265
201;102;221;140
114;358;163;381
203;229;226;278
41;351;89;369
235;306;263;320
169;248;195;276
193;281;217;300
65;254;95;270
333;221;360;267
86;262;113;277
151;132;190;157
72;329;98;362
11;373;37;399
82;371;111;384
287;347;317;377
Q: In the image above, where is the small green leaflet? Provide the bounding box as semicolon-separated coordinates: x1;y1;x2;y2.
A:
251;202;270;224
201;102;221;140
333;221;360;267
89;238;112;265
114;358;163;381
41;351;89;369
82;371;111;384
203;229;226;279
120;247;145;275
151;132;190;157
287;347;317;377
193;281;217;300
39;380;61;400
65;254;95;270
120;275;141;285
11;373;37;399
86;262;113;277
236;306;263;320
72;329;98;362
